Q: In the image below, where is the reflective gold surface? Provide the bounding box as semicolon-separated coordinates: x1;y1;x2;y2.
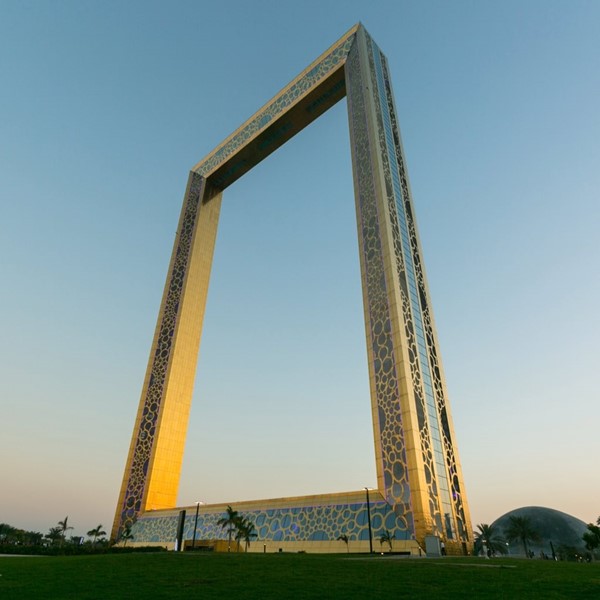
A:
113;24;472;553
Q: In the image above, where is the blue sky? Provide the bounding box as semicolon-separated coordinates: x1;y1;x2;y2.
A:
1;0;599;538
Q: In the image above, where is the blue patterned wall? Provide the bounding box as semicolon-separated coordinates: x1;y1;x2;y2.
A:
132;499;412;545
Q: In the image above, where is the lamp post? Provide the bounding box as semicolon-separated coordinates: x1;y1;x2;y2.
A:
192;502;201;550
364;487;373;554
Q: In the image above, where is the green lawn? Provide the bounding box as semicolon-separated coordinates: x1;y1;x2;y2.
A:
1;553;599;599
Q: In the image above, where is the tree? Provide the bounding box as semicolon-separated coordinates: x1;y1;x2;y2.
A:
45;526;63;546
0;523;22;544
582;521;600;556
235;517;257;552
337;533;350;553
217;505;239;552
379;530;395;553
57;516;73;544
87;525;107;544
26;531;44;546
233;518;243;553
120;524;134;547
0;523;43;546
505;516;539;557
474;523;508;557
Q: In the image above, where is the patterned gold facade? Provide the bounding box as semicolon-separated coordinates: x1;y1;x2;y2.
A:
113;24;472;553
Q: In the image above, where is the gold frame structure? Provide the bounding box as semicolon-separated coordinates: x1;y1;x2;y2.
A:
112;24;472;553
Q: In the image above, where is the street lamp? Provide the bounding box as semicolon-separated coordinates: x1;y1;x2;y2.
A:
364;487;373;554
191;501;202;550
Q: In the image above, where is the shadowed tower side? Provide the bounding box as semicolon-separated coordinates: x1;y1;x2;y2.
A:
345;29;472;548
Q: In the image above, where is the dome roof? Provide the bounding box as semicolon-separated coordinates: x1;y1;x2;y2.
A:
491;506;588;556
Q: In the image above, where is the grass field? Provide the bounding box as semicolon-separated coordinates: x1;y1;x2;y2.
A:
1;552;599;599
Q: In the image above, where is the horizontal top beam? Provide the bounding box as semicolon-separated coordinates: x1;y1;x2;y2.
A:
191;23;360;189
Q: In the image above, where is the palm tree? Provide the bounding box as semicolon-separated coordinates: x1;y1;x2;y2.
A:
337;533;350;553
57;516;73;545
87;524;107;544
235;517;257;552
505;516;539;557
45;526;63;545
217;505;239;552
120;524;134;547
233;518;243;553
474;523;508;557
379;530;395;553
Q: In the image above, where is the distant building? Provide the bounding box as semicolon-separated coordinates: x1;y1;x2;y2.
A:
492;506;588;558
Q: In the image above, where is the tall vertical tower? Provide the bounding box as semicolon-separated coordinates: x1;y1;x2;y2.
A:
113;24;472;552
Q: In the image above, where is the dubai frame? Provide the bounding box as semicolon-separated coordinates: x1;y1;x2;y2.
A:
112;24;472;554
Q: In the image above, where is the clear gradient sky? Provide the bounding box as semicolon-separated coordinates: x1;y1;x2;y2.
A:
1;0;599;538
